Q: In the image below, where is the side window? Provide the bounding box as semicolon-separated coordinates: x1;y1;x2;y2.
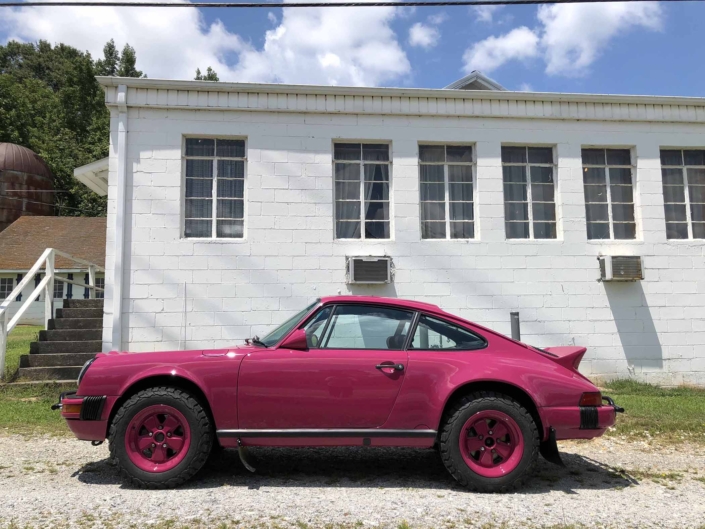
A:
303;306;333;348
410;315;486;350
320;305;413;350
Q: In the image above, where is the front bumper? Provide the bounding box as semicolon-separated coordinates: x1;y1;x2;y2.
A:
53;391;111;442
541;395;623;441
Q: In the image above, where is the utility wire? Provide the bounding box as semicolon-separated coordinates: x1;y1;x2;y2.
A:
0;194;96;214
0;0;695;7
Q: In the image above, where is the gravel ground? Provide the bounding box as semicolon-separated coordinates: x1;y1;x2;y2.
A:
0;435;704;529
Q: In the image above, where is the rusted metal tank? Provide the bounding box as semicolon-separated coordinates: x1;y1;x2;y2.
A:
0;143;55;233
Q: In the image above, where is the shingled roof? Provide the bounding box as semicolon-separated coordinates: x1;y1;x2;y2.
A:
0;216;106;271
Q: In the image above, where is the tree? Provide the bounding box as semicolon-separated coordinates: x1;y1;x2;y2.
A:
116;44;144;78
95;39;119;76
195;66;219;81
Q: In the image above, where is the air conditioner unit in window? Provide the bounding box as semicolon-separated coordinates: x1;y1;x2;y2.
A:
598;256;644;282
347;256;392;284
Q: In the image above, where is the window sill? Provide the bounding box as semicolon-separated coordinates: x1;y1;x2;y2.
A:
181;238;248;243
504;238;563;243
586;239;643;244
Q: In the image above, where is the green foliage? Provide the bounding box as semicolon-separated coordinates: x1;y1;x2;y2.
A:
95;39;120;76
117;43;144;78
195;66;219;81
0;382;74;436
2;325;41;381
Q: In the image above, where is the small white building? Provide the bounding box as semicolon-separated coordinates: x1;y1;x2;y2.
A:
90;72;705;386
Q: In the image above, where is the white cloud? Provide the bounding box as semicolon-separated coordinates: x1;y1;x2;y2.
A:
1;0;411;87
267;11;278;25
473;5;502;23
462;27;539;73
462;2;663;77
408;22;440;49
428;12;448;25
518;82;533;91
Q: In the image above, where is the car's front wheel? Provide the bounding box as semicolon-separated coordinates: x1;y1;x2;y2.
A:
439;391;539;492
109;386;213;488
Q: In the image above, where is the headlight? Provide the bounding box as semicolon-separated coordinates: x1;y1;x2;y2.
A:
77;358;96;386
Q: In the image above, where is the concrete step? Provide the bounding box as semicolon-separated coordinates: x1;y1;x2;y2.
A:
20;353;96;368
18;366;82;381
63;299;104;310
30;341;102;354
56;308;103;319
39;329;102;342
48;318;102;330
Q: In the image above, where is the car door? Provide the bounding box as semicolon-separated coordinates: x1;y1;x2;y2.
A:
237;304;414;429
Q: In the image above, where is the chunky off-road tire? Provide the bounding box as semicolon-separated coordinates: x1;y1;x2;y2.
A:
439;391;539;492
109;387;213;489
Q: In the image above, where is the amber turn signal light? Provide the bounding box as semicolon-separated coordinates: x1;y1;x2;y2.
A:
61;402;83;415
579;392;602;407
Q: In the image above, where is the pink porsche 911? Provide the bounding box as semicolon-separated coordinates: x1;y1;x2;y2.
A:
55;296;622;492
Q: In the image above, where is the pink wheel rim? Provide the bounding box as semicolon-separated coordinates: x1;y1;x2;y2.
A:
459;410;524;478
125;405;191;473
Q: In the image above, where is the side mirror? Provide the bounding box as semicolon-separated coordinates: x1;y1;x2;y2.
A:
279;328;308;351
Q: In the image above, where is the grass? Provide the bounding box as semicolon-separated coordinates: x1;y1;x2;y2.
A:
0;382;73;436
2;325;41;381
601;379;705;444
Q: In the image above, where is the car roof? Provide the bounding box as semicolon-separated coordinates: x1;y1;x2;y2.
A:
319;295;444;315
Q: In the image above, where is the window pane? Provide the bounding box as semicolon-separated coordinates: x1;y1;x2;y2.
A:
684;150;705;166
531;183;555;202
420;164;444;183
503;166;527;183
450;222;474;239
185;199;212;219
606;149;631;165
506;222;529;239
216;139;245;158
584;184;607;203
613;223;636;240
218;159;244;179
582;149;605;165
365;221;390;239
336;202;360;220
666;222;689;240
501;146;526;164
185;138;214;157
693;222;705;239
410;315;485;350
587;222;610;240
446;145;473;163
528;147;553;164
334;143;361;161
422;202;445;221
533;222;556;239
530;166;554;184
336;181;360;201
365;201;389;221
419;145;445;163
662;168;684;186
186;178;212;198
335;162;360;181
664;204;687;222
421;183;445;201
610;184;633;203
364;164;389;183
364;182;389;201
609;168;632;185
362;144;389;162
532;202;556;221
422;222;446;239
186;159;213;179
691;203;705;222
216;219;244;238
583;167;606;184
448;165;473;183
689;168;705;185
217;179;244;198
323;305;413;350
449;183;473;202
586;204;609;222
217;199;244;219
660;150;682;166
450;202;473;221
689;185;705;203
612;203;635;222
663;185;685;203
504;183;527;201
185;219;211;238
504;203;528;221
336;221;361;239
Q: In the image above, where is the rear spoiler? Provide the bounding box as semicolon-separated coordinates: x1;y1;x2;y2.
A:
540;346;588;371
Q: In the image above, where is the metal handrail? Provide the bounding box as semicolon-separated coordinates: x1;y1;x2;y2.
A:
0;248;105;380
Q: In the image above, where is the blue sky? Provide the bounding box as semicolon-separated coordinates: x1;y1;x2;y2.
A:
2;1;704;96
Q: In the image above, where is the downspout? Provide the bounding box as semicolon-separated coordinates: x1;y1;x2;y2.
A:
111;84;128;351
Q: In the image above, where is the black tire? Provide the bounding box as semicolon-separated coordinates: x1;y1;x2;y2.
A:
108;387;213;489
439;391;539;492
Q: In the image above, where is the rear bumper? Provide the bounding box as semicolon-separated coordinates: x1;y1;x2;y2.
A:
54;391;115;442
541;397;621;441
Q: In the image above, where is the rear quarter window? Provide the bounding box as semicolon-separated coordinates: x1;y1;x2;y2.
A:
409;314;487;351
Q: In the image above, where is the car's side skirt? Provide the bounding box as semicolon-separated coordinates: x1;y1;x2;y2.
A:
216;429;437;448
217;429;437;438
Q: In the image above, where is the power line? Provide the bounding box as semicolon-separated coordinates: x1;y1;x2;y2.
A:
0;0;694;7
0;194;97;214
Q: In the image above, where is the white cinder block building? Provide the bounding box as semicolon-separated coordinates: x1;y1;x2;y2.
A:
92;72;705;386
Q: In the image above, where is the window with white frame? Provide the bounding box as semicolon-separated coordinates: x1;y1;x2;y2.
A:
95;277;105;299
419;144;475;239
660;149;705;239
333;143;391;239
0;278;13;299
502;146;557;239
183;138;245;239
54;280;64;299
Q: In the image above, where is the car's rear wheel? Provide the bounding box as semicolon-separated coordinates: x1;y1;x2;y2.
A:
439;391;539;492
109;387;213;488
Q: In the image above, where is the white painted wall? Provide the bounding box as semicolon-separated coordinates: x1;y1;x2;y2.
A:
102;104;705;386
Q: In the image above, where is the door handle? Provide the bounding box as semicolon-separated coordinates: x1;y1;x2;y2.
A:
376;363;404;372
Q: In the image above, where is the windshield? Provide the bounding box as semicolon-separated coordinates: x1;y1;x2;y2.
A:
260;299;320;347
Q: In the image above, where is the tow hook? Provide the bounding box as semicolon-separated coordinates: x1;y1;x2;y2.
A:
51;403;62;411
602;396;624;413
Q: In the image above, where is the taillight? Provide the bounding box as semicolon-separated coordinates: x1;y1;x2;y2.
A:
579;392;602;407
